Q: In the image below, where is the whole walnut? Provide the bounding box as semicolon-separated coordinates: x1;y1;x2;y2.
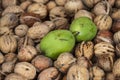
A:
15;24;28;37
38;67;59;80
74;10;93;20
113;31;120;44
27;22;50;41
81;0;101;8
94;42;114;57
18;45;37;62
0;35;17;53
2;5;24;16
46;1;57;11
2;0;17;9
67;64;89;80
49;7;66;20
27;3;47;19
75;41;94;59
111;9;120;20
94;30;113;44
94;14;112;30
111;20;120;33
5;73;28;80
20;13;41;27
31;55;53;72
54;52;76;73
113;59;120;78
20;0;32;10
14;62;36;79
0;13;18;28
93;1;111;15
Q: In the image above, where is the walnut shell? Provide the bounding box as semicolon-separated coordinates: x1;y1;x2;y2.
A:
94;30;113;44
54;52;76;73
74;10;93;20
97;55;113;72
115;0;120;8
106;73;115;80
31;55;53;72
75;41;94;59
46;1;57;11
20;13;41;27
0;35;17;53
49;7;66;20
67;64;89;80
0;27;10;36
27;22;50;40
20;0;32;10
0;13;18;28
55;0;67;6
113;59;120;78
5;53;16;62
2;5;24;16
111;20;120;33
0;52;4;64
111;9;120;20
14;62;36;79
38;67;59;80
15;24;28;37
64;0;85;16
94;42;114;57
94;14;112;30
43;21;55;30
113;31;120;44
115;43;120;57
2;0;17;9
32;0;49;4
81;0;101;8
93;1;111;15
5;73;28;80
18;45;37;62
27;3;47;19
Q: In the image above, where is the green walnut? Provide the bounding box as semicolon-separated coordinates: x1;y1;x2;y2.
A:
40;30;75;60
70;17;97;42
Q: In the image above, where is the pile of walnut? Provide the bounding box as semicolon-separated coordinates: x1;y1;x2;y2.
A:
0;0;120;80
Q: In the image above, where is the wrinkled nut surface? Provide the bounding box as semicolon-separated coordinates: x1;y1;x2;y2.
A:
2;5;24;16
27;22;50;40
74;10;93;20
54;52;76;73
27;3;47;19
112;20;120;33
5;73;28;80
94;42;114;57
49;7;66;20
0;27;10;36
0;35;17;53
67;64;89;80
14;62;36;79
97;55;113;72
113;31;120;44
94;14;112;30
75;41;94;59
20;0;32;10
15;24;28;37
106;73;115;80
38;67;59;80
43;21;55;30
0;13;18;28
18;45;37;62
94;30;113;44
115;43;120;57
113;59;120;78
46;1;57;11
55;0;67;6
32;55;53;72
111;9;120;20
4;53;16;62
20;13;41;27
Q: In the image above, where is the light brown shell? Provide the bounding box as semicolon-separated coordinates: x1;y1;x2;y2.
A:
32;55;53;72
4;53;16;62
75;41;94;59
18;45;37;62
0;35;17;53
115;43;120;57
43;21;55;30
2;0;17;9
115;0;120;8
15;24;28;37
0;52;4;64
94;14;112;30
0;13;18;28
2;5;24;16
54;52;76;73
111;9;120;20
49;7;66;20
27;3;47;19
38;67;59;80
20;0;32;10
74;10;93;20
67;64;89;80
5;73;28;80
0;27;10;36
94;42;114;57
27;22;50;40
46;1;57;11
106;73;115;80
32;0;49;4
14;62;36;79
55;0;67;6
113;31;120;44
113;59;120;78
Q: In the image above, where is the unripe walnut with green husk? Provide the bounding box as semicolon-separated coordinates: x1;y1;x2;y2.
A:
40;30;75;60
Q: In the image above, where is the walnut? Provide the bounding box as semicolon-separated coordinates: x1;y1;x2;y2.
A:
0;27;10;36
20;0;32;10
0;52;4;64
115;43;120;57
113;31;120;44
46;1;57;11
111;9;120;20
55;0;67;6
32;0;49;4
